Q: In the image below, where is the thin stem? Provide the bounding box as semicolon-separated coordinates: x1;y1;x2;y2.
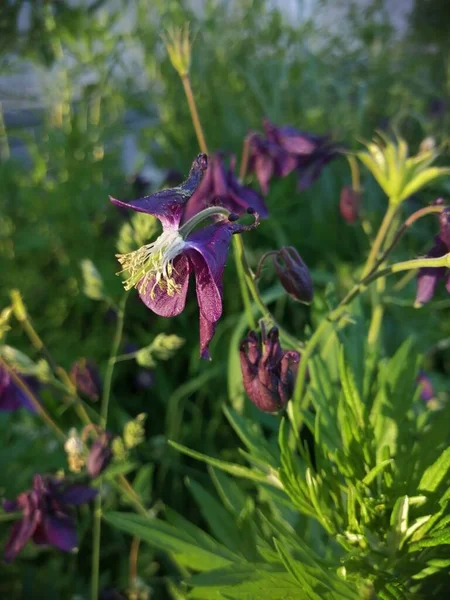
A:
362;203;398;278
254;251;279;280
129;536;141;587
365;204;444;280
239;134;254;182
233;236;256;329
0;357;66;442
180;74;208;154
91;492;102;600
92;293;127;600
113;351;138;364
346;155;360;192
0;101;10;161
100;294;127;428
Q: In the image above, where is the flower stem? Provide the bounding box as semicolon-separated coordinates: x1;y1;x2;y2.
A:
346;155;360;192
0;357;66;442
233;236;257;329
361;203;398;278
180;74;208;155
92;293;127;600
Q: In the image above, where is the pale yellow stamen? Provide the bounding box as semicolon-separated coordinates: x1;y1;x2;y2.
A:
116;229;186;300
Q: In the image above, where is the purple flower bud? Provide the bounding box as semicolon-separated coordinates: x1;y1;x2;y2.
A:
70;359;102;402
239;325;300;413
340;185;360;223
273;247;314;304
3;474;96;562
86;433;113;479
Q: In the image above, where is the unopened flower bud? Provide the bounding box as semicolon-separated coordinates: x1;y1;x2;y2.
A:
86;433;113;479
64;428;85;473
239;325;300;413
123;413;147;449
273;247;314;304
70;358;102;402
340;185;360;223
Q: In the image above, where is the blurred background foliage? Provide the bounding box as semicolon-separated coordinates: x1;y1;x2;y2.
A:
1;0;450;597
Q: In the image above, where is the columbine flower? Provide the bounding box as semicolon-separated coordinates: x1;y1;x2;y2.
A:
0;364;38;412
182;152;268;223
3;474;97;562
86;433;113;479
110;154;259;358
239;325;300;413
416;370;435;403
340;185;361;223
273;246;314;304
248;118;339;194
70;358;102;402
415;207;450;306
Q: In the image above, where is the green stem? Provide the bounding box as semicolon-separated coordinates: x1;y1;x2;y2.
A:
92;293;127;600
346;155;360;192
180;74;208;154
362;203;398;278
233;235;257;329
0;357;66;442
100;294;127;428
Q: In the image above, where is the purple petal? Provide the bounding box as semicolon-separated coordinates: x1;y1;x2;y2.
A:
415;269;443;306
4;513;39;562
253;154;274;195
199;315;217;360
3;499;19;512
137;254;190;317
57;484;97;506
110;154;207;229
185;222;234;323
0;367;38;413
40;514;77;552
181;159;215;223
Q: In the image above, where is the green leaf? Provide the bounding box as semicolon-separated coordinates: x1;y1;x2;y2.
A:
169;441;268;483
103;512;241;571
399;167;450;202
418;447;450;493
362;459;393;486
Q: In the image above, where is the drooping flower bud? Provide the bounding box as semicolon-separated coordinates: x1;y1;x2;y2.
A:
340;185;360;223
273;246;314;304
70;358;102;402
239;325;300;413
86;433;113;479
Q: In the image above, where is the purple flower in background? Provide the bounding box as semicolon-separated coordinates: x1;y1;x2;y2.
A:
0;364;38;413
416;370;435;403
110;154;259;358
248;118;340;194
70;359;102;402
415;207;450;306
340;185;361;223
182;153;267;223
240;325;300;413
86;433;113;479
3;474;96;562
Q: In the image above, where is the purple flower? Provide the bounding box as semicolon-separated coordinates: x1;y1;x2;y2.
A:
0;364;38;413
110;154;259;359
3;474;97;562
70;359;102;402
340;185;361;223
416;370;435;403
182;153;268;223
239;325;300;413
86;433;113;479
273;246;314;304
248;118;340;194
415;207;450;306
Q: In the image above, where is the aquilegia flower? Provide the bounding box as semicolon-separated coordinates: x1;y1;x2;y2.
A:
70;358;102;402
3;474;97;562
182;152;268;223
240;324;300;413
110;154;259;358
249;118;340;194
86;432;113;479
415;207;450;306
0;364;38;412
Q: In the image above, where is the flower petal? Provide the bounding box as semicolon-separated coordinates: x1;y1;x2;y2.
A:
199;315;217;360
110;154;207;229
4;511;39;562
41;514;77;552
185;222;234;323
138;254;190;317
57;484;97;506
